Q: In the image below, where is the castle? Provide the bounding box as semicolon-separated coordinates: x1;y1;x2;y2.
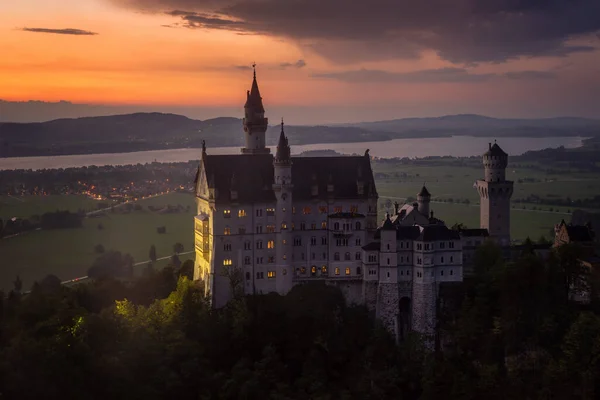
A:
193;68;513;339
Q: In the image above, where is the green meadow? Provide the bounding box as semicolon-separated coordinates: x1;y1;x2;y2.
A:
2;159;599;293
0;193;196;293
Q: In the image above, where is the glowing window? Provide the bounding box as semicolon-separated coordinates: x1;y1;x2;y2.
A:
267;240;275;249
321;265;327;274
303;207;312;215
345;267;351;275
267;271;276;278
335;267;340;275
223;210;231;218
238;209;246;217
224;227;231;235
223;259;232;266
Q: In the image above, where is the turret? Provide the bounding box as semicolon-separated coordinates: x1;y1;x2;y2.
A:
273;119;293;294
242;64;270;154
483;141;508;182
417;186;431;217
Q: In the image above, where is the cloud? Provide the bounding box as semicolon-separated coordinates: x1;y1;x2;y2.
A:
107;0;600;64
280;59;306;69
20;27;98;35
503;70;557;80
233;65;252;71
312;67;557;83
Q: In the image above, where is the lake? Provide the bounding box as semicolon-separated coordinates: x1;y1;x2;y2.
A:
0;136;586;170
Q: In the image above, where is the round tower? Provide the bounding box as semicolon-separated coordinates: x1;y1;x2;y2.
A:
483;141;508;182
273;119;293;294
476;141;513;246
417;186;431;217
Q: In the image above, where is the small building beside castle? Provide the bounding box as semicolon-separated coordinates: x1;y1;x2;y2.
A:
193;69;514;339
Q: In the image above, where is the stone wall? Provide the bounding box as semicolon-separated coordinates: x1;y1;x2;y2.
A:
362;281;378;315
327;280;364;305
412;281;437;336
376;283;400;340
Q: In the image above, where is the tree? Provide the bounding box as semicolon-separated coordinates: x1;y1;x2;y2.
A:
179;260;194;280
170;253;181;268
13;275;23;293
173;242;184;255
149;245;157;263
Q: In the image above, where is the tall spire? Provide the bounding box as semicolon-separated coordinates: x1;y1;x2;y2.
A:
275;118;291;162
245;63;265;113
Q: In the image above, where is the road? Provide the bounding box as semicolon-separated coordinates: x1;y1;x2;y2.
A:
60;250;195;286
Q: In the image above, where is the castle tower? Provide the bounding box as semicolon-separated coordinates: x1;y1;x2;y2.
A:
476;141;513;246
417;186;431;217
376;215;400;341
242;65;270;154
273;119;293;294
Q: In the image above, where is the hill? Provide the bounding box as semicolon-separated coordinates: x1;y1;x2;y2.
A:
341;114;600;138
1;112;599;157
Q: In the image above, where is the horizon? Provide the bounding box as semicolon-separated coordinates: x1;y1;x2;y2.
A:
1;0;600;124
2;99;600;125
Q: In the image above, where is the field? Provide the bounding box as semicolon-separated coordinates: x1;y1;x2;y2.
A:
0;194;104;220
2;159;599;293
0;192;196;293
372;159;600;241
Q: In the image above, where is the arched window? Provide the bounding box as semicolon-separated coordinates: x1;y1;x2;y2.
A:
334;252;340;261
321;265;327;274
345;252;351;261
355;221;361;230
245;272;250;280
311;266;317;275
355;252;361;261
357;267;362;275
334;222;340;230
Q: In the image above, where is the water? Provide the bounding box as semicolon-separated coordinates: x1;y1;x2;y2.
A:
0;136;585;170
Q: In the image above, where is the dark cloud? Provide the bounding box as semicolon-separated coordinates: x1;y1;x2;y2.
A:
20;27;98;35
108;0;600;64
164;10;244;30
233;65;252;70
503;70;557;80
280;59;306;69
312;68;556;83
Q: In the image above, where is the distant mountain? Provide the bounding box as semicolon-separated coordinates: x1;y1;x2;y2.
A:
341;114;600;137
1;112;599;158
0;113;389;157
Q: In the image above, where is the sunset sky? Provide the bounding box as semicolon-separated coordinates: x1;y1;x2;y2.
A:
1;0;599;123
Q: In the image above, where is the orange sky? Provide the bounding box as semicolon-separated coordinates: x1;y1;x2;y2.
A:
1;0;599;123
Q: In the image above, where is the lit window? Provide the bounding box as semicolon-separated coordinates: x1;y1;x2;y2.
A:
321;265;327;274
224;227;231;235
283;254;287;260
238;209;246;217
292;207;296;214
267;271;276;278
300;267;306;274
303;207;312;215
266;225;276;233
311;223;317;230
321;221;327;229
311;266;317;274
281;222;287;230
223;259;232;266
282;239;287;245
335;267;340;275
319;206;327;214
266;208;275;216
345;267;351;275
223;210;231;218
334;206;342;213
267;240;275;249
350;205;358;213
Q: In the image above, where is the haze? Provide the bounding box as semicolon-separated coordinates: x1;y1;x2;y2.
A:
1;0;599;124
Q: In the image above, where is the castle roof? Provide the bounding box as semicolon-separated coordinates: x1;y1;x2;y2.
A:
459;228;489;237
362;242;381;251
565;224;594;242
484;141;508;157
275;120;291;162
417;225;460;242
244;67;265;113
418;186;431;197
199;154;376;203
381;214;395;230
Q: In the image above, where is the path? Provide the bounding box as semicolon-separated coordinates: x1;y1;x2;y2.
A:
60;250;195;286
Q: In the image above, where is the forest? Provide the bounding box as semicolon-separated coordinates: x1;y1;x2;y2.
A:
0;241;599;399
